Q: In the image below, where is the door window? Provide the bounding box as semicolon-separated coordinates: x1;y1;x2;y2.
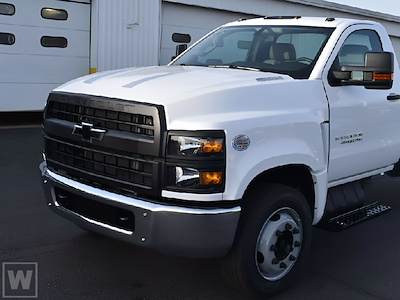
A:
329;30;383;85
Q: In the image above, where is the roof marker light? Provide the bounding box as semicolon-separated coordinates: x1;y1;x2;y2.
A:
264;16;301;20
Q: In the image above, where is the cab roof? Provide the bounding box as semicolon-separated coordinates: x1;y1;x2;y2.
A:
224;16;380;28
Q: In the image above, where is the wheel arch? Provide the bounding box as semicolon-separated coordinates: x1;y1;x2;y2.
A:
242;165;315;218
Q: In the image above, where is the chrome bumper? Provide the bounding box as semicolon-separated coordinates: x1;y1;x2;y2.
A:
39;161;241;258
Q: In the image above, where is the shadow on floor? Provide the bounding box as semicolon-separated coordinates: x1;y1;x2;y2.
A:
0;112;43;127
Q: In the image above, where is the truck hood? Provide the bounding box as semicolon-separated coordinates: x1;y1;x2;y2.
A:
54;66;324;130
56;65;292;105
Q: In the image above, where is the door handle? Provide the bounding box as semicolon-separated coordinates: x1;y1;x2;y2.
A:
387;93;400;101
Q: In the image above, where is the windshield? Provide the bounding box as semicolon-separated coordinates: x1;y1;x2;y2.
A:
171;25;335;79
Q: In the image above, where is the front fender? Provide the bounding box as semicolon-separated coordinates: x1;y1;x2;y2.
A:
224;137;325;201
223;118;329;224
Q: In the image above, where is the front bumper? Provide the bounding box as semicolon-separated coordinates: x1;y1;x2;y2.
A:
39;161;241;258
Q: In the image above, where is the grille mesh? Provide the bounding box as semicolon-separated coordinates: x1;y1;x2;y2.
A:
44;92;164;195
48;100;155;137
46;137;154;187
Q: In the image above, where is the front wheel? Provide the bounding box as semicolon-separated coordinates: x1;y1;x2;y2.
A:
222;183;312;298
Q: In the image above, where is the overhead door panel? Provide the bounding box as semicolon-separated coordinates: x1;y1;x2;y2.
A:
0;0;90;112
160;3;257;65
0;24;89;58
0;55;89;84
0;1;90;30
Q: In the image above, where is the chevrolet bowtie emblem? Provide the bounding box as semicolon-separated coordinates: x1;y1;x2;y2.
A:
72;122;106;143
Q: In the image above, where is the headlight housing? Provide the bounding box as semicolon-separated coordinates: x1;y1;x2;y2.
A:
168;136;224;156
166;131;225;193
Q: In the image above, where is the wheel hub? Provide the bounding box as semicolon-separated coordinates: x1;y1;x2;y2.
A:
274;230;293;260
256;208;303;281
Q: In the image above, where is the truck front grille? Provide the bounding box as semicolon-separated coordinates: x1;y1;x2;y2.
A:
43;92;166;197
46;137;154;187
48;100;155;137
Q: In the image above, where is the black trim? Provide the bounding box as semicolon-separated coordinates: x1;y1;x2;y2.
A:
55;187;135;232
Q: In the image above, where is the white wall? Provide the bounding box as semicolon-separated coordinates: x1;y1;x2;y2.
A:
94;0;161;72
160;2;257;65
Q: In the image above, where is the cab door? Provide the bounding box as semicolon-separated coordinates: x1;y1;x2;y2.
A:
322;24;400;183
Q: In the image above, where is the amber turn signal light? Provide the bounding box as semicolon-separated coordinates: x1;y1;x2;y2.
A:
201;140;223;153
373;73;392;81
200;172;223;185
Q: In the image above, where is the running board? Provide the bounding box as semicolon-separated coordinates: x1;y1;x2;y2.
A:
328;202;391;230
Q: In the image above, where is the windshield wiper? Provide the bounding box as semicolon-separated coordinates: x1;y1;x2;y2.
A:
208;65;261;72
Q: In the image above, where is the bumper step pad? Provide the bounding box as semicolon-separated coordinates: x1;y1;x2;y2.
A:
328;202;391;230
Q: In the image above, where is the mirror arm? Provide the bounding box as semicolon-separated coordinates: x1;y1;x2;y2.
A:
341;66;392;73
333;70;351;80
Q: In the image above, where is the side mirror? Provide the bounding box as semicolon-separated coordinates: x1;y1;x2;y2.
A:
176;44;187;56
171;44;188;61
332;52;394;89
171;33;191;61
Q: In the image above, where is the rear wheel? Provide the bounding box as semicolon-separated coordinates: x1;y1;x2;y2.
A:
222;183;312;298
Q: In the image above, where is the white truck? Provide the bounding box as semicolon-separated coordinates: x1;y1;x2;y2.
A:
40;16;400;297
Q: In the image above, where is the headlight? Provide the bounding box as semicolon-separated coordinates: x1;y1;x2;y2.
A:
168;136;224;156
175;167;223;186
166;131;225;193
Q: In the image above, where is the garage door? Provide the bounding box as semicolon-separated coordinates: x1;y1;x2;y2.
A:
160;2;257;65
0;0;90;112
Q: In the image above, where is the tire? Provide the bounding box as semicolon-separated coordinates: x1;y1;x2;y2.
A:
222;183;312;298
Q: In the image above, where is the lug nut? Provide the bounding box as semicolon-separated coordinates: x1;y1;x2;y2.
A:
280;262;287;269
271;213;281;221
270;245;277;251
289;255;296;261
272;258;279;265
257;251;265;264
285;223;292;230
294;241;301;247
293;228;300;234
276;230;283;237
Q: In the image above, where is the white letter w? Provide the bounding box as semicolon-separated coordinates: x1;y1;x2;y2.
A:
7;270;33;290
